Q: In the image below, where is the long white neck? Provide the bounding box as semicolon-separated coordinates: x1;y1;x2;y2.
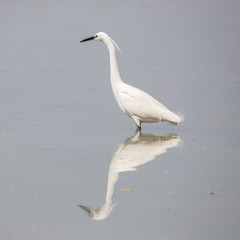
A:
102;37;122;99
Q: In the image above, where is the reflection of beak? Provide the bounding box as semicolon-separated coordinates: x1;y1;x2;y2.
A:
80;36;95;43
78;205;93;217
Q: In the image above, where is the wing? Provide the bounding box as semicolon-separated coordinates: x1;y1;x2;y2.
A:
118;84;168;121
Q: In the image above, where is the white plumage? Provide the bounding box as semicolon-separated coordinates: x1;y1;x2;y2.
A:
80;32;183;128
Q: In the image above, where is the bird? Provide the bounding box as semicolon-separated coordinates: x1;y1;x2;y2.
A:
80;32;183;129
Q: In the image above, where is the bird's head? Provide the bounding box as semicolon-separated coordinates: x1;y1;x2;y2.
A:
80;32;108;42
80;32;121;52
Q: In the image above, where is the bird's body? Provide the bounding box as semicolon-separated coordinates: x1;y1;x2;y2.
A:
80;32;182;128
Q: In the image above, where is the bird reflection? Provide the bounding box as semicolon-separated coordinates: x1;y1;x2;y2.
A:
79;130;181;220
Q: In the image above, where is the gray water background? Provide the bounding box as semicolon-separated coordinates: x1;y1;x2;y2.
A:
0;0;240;239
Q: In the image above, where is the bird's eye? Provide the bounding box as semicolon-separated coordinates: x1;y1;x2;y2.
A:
94;34;98;38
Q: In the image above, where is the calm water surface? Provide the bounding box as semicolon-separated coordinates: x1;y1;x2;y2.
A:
0;0;239;239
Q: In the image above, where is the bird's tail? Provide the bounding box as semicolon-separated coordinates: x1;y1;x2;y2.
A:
162;110;184;125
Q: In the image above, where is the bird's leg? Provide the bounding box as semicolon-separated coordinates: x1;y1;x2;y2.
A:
132;116;141;130
136;125;141;131
134;127;142;136
135;122;141;132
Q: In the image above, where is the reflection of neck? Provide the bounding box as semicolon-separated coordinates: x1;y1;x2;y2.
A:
105;158;119;204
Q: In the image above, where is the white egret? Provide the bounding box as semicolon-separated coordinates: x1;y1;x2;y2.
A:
80;32;183;129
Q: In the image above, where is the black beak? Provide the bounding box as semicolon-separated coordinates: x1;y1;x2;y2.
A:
80;36;95;43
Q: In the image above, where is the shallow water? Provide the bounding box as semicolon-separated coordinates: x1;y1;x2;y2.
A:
0;0;240;239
